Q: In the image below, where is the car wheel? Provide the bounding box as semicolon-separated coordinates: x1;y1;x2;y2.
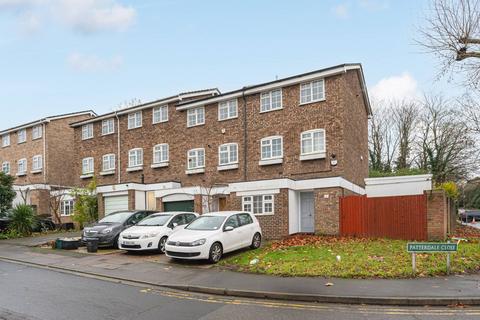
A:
208;242;223;264
158;236;168;254
112;235;119;249
250;233;262;249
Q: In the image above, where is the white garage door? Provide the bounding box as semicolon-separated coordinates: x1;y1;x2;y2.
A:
104;196;128;215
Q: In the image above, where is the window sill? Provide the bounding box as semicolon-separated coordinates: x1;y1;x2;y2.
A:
100;170;115;176
300;152;326;161
80;174;94;179
151;162;169;169
30;170;42;174
218;116;238;122
253;213;275;216
16;172;27;177
187;123;205;128
17;141;26;145
127;126;142;130
152;120;168;125
2;145;10;148
126;166;143;172
217;163;239;171
259;107;283;114
81;137;93;141
101;132;114;136
186;168;205;175
259;158;283;166
32;137;42;141
299;98;326;106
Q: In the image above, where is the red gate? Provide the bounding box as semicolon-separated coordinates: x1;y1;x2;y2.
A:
340;194;427;240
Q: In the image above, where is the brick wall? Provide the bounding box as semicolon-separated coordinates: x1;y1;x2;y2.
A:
314;187;345;235
426;190;448;240
29;189;50;215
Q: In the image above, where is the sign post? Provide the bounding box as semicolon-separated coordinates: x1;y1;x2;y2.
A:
407;242;458;274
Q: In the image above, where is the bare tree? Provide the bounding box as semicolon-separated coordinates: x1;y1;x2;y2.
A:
417;0;480;88
393;100;419;169
459;92;480;134
49;187;64;226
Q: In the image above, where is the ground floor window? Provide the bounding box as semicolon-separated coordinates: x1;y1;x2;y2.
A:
60;200;74;216
242;195;274;215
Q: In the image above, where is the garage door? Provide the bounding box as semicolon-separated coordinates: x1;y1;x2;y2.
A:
104;196;129;215
163;200;195;212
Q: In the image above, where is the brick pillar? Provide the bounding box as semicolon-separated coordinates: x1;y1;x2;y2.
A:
194;194;203;214
97;193;105;219
156;197;164;211
426;190;447;241
314;188;342;235
128;190;135;210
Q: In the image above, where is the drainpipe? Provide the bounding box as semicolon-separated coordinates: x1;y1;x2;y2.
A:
242;87;248;182
42;122;47;185
115;111;121;184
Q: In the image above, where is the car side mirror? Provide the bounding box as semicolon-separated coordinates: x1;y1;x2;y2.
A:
172;222;178;228
224;226;234;232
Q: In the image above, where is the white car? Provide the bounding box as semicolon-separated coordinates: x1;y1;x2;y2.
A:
118;212;198;253
165;211;262;263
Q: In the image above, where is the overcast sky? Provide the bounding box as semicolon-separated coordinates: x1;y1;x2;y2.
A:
0;0;463;129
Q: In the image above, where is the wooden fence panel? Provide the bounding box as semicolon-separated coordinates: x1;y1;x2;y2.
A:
340;194;427;240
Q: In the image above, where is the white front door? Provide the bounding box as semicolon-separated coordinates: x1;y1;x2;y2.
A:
300;192;315;233
104;196;128;215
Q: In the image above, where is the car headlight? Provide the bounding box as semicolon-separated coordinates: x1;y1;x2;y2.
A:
141;233;158;239
190;239;206;246
101;227;113;234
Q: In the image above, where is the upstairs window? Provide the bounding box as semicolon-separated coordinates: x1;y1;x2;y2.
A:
153;105;168;124
82;157;94;175
32;155;43;171
187;107;205;127
218;99;238;121
128;148;143;168
187;148;205;169
261;136;283;160
300;79;325;104
128;111;142;129
102;119;115;135
82;124;93;140
301;129;326;155
260;89;282;112
102;154;116;171
219;143;238;166
2;134;10;147
32;125;42;140
17;129;26;144
18;158;27;175
153;144;169;164
2;162;10;174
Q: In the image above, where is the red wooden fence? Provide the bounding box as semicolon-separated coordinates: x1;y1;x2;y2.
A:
340;194;427;240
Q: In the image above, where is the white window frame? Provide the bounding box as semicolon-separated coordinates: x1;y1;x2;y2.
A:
60;200;75;216
17;158;27;176
17;129;26;144
128;148;143;170
218;99;238;121
242;195;274;216
102;154;116;173
82;157;94;175
152;144;169;167
82;124;94;140
101;119;115;135
187;148;205;173
300;129;326;160
300;79;325;105
187;107;205;127
260;89;283;113
32;125;42;140
128;111;143;130
259;136;283;165
2;162;10;174
2;134;10;147
32;155;43;172
218;143;238;170
152;105;169;124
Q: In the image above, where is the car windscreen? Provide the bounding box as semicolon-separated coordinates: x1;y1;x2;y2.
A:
185;216;226;231
137;214;173;226
99;212;132;224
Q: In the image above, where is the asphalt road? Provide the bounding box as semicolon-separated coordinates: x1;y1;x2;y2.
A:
0;261;479;320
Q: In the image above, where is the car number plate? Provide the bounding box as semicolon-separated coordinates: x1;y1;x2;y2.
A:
123;241;136;245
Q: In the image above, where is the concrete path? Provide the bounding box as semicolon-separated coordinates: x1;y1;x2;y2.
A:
0;236;479;306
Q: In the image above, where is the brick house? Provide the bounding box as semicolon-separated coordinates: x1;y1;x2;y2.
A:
71;64;371;239
0;111;96;223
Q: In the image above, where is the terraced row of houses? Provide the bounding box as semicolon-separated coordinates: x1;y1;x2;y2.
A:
0;63;371;239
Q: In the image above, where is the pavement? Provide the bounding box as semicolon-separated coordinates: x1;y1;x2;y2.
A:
0;234;479;306
3;260;479;320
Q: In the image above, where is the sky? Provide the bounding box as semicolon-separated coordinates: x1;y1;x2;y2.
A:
0;0;463;129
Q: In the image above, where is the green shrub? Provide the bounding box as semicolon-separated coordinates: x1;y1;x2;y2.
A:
9;204;36;236
71;179;98;228
0;229;22;240
437;181;459;199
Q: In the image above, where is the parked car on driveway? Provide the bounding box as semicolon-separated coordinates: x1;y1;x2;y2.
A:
82;210;158;248
165;211;262;263
118;212;198;253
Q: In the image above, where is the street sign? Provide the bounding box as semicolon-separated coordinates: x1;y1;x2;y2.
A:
407;243;458;253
